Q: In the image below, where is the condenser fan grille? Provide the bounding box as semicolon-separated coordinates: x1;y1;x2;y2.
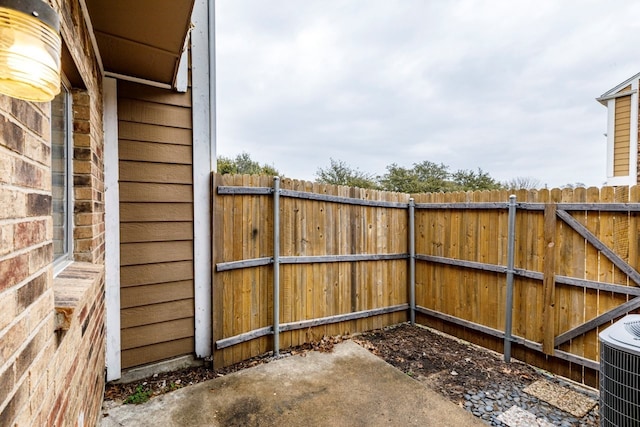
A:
624;320;640;338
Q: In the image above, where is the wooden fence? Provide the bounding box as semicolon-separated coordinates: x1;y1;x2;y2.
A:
212;174;410;367
212;174;640;387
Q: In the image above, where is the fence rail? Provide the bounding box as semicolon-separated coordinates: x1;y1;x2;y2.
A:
213;175;640;387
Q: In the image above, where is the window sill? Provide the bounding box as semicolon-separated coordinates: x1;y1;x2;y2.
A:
53;262;104;331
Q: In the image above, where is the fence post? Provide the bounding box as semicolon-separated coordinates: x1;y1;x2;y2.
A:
542;203;557;355
504;195;517;362
409;198;416;325
273;176;281;357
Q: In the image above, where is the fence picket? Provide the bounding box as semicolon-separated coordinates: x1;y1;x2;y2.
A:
213;175;640;387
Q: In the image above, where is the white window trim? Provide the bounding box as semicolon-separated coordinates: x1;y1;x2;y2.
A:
606;98;615;180
53;78;74;277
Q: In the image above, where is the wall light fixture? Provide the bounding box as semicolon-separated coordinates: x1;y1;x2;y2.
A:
0;0;61;102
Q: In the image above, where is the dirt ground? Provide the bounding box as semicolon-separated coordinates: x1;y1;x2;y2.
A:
355;323;542;404
105;324;540;405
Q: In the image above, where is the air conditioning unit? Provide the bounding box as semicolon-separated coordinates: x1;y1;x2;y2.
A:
599;314;640;427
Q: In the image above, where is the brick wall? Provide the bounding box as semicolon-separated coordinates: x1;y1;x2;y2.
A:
72;90;105;264
0;0;106;426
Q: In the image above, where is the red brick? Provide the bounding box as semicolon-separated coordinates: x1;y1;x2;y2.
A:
0;188;26;219
0;253;29;292
73;160;91;174
72;133;90;147
73;201;93;213
13;158;46;189
72;91;90;107
0;149;12;183
0;115;25;154
13;219;47;250
73;120;90;134
0;363;15;406
0;377;27;427
10;98;43;137
0;289;16;331
74;239;93;252
73;147;91;161
73;104;90;121
46;392;64;427
24;133;49;165
73;187;92;200
73;174;91;187
0;224;13;256
27;193;52;217
73;226;93;240
28;243;52;274
16;272;47;311
0;315;27;364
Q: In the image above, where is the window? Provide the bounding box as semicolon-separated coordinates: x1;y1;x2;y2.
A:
51;80;73;274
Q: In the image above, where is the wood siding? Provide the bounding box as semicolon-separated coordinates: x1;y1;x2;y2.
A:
118;80;194;369
614;94;631;176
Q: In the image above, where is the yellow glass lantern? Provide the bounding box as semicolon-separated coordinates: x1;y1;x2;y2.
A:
0;0;61;102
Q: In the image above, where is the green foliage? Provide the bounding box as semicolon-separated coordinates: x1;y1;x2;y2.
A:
220;152;505;194
379;161;502;193
124;385;153;405
315;158;379;189
450;168;502;192
217;152;282;177
379;161;452;193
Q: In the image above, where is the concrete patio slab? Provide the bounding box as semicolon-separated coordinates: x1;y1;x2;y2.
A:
100;340;485;426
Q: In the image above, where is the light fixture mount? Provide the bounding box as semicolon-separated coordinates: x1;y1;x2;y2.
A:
3;0;60;31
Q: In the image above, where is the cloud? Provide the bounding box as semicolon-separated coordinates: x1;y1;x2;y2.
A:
215;0;639;188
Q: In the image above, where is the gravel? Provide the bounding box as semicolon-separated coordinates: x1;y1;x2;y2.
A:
357;323;600;426
462;380;599;426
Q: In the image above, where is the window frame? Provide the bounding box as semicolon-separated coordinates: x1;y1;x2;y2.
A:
52;77;74;276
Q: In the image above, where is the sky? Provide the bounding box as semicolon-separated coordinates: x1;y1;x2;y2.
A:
214;0;640;189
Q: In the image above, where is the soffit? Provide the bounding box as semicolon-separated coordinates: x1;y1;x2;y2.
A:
85;0;195;85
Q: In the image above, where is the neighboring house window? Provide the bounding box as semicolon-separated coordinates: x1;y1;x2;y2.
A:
52;80;73;273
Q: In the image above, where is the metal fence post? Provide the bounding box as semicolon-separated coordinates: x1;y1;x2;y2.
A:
409;198;416;325
504;195;517;362
273;176;281;357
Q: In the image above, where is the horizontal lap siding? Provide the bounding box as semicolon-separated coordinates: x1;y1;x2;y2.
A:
614;95;631;176
117;80;194;369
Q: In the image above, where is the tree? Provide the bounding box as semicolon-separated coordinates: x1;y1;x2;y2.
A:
379;161;450;193
315;158;378;189
379;161;501;193
450;168;503;192
217;152;282;176
561;182;587;190
503;176;541;190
